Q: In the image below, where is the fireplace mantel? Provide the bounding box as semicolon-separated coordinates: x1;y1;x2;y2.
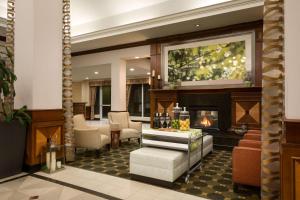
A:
150;86;262;130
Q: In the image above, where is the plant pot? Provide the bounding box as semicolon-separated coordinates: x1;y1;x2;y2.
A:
0;121;27;179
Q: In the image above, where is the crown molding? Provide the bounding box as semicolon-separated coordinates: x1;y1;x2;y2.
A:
71;0;263;44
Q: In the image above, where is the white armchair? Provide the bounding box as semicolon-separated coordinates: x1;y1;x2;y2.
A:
108;112;142;141
73;114;111;151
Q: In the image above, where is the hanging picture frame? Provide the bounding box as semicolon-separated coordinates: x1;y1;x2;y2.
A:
162;32;255;87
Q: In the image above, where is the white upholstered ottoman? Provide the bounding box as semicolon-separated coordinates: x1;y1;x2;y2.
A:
130;135;213;183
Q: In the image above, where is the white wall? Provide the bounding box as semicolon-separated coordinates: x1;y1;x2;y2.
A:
72;82;82;102
72;45;150;111
72;45;150;68
14;0;62;109
285;0;300;119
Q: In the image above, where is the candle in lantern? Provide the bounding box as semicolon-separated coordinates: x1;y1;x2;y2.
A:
152;70;155;77
57;161;62;169
50;151;56;172
46;152;50;169
157;75;161;80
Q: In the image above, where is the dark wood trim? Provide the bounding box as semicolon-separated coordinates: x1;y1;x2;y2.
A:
31;174;122;200
150;87;262;130
285;119;300;144
281;140;300;200
281;119;300;199
72;20;263;57
150;86;262;93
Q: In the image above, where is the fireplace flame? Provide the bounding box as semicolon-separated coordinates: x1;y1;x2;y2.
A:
200;116;212;127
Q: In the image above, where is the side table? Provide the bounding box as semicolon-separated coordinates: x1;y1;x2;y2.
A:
111;130;121;149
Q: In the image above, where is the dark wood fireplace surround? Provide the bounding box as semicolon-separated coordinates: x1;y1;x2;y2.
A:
150;87;261;148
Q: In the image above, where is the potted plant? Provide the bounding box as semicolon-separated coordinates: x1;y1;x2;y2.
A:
0;46;31;179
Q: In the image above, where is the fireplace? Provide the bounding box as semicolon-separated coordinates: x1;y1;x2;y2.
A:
179;93;231;131
194;110;219;129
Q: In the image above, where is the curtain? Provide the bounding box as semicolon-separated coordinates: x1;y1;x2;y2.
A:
89;78;149;87
261;0;284;199
89;86;97;120
126;84;132;111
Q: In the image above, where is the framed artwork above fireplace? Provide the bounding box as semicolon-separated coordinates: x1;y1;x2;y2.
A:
163;32;255;86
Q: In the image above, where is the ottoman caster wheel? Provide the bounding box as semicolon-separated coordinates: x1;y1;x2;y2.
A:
185;175;190;183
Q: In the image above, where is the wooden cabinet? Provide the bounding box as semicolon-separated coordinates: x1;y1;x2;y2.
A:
231;92;262;130
73;102;86;118
25;109;64;167
281;120;300;200
150;90;177;127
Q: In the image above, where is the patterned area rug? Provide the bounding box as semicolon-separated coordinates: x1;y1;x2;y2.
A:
68;141;260;200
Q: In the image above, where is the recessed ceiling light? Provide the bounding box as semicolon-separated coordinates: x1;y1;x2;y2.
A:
135;56;140;59
129;68;135;71
85;77;89;80
94;71;99;74
195;24;200;27
147;72;151;75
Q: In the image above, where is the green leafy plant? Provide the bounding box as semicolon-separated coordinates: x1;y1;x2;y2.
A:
0;45;31;126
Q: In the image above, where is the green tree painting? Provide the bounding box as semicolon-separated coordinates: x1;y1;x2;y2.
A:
168;41;247;82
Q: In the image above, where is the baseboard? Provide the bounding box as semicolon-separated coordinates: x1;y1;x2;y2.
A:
130;174;174;188
23;164;41;174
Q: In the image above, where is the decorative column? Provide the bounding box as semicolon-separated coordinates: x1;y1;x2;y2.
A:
111;59;126;111
5;0;15;108
14;0;67;166
6;0;14;67
62;0;74;161
261;0;284;199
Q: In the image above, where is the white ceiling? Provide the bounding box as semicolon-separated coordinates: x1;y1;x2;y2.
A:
72;6;263;52
73;58;150;82
71;0;263;52
71;0;169;27
0;0;263;52
71;0;232;37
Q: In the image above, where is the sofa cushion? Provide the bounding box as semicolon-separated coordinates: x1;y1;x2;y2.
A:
73;114;88;129
100;134;110;145
109;112;129;129
130;147;185;170
121;128;140;139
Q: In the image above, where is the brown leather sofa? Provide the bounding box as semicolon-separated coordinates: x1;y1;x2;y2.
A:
232;130;261;191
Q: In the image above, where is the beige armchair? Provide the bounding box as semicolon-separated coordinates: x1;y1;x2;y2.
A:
73;114;111;151
108;112;142;141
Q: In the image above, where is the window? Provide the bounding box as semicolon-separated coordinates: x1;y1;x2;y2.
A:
94;86;111;119
101;86;111;118
128;84;150;118
143;84;150;117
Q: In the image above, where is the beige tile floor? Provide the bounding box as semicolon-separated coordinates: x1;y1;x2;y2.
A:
0;175;106;200
35;166;208;200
